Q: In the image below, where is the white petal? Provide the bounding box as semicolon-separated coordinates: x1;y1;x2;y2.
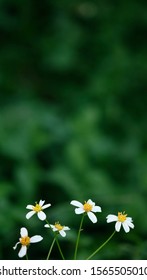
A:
63;226;70;231
42;203;51;209
39;200;45;206
46;224;58;231
87;199;95;206
75;208;85;214
70;200;83;208
87;211;97;223
26;205;33;210
122;222;130;233
92;206;102;213
37;211;46;220
44;224;50;228
13;242;20;250
106;214;118;223
52;227;58;232
20;227;28;237
115;221;121;232
127;221;134;229
18;246;27;258
59;230;66;237
49;224;54;229
126;217;133;223
26;210;35;219
30;235;43;243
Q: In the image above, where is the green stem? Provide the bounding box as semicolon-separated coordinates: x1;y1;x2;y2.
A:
45;219;65;260
46;238;56;260
74;214;85;260
86;230;116;260
55;236;65;260
26;252;28;260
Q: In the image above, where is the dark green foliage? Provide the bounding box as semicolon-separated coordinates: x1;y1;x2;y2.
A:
0;0;146;259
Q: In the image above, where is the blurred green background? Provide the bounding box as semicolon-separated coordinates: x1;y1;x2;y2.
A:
0;0;147;260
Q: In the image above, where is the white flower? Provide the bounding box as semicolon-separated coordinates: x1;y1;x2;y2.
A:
70;199;102;223
26;199;51;220
13;227;43;258
45;223;70;237
106;212;134;233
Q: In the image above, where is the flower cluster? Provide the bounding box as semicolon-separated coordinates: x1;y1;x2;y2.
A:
13;227;43;258
44;223;70;237
70;199;101;223
13;198;134;259
106;212;134;233
26;200;51;220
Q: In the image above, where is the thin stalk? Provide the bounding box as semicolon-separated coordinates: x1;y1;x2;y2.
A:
26;252;28;260
46;238;56;260
86;230;116;260
74;214;85;260
45;219;65;260
55;236;65;260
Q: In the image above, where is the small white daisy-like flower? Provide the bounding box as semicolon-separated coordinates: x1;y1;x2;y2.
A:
13;227;43;258
106;212;134;233
26;199;51;220
70;199;102;223
45;222;70;237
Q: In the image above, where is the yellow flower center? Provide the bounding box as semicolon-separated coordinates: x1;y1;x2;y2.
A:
83;202;92;212
20;236;30;246
118;212;127;222
33;203;42;212
55;223;63;231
